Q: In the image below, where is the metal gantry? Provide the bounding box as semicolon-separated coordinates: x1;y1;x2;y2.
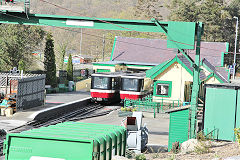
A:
190;22;203;138
0;2;203;137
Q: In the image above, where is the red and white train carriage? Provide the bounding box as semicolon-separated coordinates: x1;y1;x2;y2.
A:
120;72;148;100
90;72;152;103
90;72;123;103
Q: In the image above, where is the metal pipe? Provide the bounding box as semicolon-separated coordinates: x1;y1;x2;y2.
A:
233;16;238;79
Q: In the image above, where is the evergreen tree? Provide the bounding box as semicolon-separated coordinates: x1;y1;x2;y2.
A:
18;59;26;72
199;0;229;42
67;54;73;81
166;0;199;22
44;33;57;87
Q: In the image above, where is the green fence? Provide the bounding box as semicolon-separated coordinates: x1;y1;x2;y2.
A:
124;95;181;118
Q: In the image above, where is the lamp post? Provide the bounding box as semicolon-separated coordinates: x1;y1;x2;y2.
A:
233;16;238;79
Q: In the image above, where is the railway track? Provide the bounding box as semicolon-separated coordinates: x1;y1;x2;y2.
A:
0;103;112;156
0;140;3;155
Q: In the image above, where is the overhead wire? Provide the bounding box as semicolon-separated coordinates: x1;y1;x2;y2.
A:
0;6;227;59
2;12;175;52
3;0;230;58
39;0;198;47
38;0;230;55
39;0;135;32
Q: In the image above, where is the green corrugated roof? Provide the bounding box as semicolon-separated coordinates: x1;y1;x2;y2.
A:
11;122;125;143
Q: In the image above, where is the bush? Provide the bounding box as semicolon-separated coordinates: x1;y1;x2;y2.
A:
132;108;137;112
194;141;210;154
234;128;240;146
120;107;126;111
197;131;207;141
196;130;213;141
195;131;212;154
75;76;84;82
135;154;146;160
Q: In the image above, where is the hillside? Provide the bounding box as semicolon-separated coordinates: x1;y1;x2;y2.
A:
31;0;137;17
30;0;136;69
28;0;169;70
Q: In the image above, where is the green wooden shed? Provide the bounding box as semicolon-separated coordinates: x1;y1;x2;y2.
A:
204;83;240;141
166;106;190;151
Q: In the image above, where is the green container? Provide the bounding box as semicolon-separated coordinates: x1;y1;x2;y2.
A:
204;84;240;141
3;122;126;160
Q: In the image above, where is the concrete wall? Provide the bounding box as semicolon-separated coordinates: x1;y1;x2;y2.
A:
153;62;193;103
76;78;91;91
31;97;91;121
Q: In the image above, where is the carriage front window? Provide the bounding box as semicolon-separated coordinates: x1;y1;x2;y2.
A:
122;78;141;92
92;76;111;90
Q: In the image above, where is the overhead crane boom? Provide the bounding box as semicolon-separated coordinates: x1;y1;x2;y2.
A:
0;5;203;138
0;12;197;49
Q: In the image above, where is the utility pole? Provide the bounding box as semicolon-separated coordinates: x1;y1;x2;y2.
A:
102;34;105;61
80;28;83;56
96;45;99;60
233;16;238;79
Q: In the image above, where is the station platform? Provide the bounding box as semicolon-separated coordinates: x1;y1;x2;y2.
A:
0;91;90;131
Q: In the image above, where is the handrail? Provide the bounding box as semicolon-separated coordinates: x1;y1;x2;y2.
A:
124;95;182;118
202;128;219;140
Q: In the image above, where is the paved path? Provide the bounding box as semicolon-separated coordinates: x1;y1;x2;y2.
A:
0;91;90;131
79;110;170;146
45;91;90;104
